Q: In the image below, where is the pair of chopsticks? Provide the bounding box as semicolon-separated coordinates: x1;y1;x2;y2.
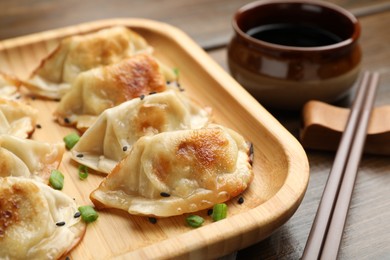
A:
302;71;380;260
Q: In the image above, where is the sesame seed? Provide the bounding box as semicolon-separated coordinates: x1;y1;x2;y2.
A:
64;118;70;124
207;208;213;216
140;94;145;100
160;192;171;197
238;197;244;204
149;91;157;95
122;146;128;152
56;221;66;226
166;80;171;84
76;153;84;158
148;217;157;224
36;124;42;129
74;212;81;218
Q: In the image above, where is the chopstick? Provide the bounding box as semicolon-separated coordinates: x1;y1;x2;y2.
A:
302;71;380;260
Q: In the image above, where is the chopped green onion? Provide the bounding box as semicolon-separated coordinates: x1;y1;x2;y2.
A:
173;68;180;77
212;203;227;222
49;170;64;190
78;205;98;223
186;215;204;228
78;165;88;180
63;132;80;149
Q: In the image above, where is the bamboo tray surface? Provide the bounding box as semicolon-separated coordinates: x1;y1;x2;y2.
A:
0;19;309;259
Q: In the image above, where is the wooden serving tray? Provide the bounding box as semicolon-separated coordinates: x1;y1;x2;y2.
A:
0;19;309;259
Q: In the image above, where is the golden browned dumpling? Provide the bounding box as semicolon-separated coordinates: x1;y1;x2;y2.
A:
71;90;211;174
0;135;64;183
0;98;38;138
0;177;86;259
54;54;171;131
23;26;154;99
90;125;253;217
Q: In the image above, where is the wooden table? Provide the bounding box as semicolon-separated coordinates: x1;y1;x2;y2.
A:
1;0;389;259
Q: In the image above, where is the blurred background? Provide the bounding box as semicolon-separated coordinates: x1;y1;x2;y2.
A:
1;0;389;50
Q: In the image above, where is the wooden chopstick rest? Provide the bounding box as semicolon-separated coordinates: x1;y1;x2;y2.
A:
300;100;390;155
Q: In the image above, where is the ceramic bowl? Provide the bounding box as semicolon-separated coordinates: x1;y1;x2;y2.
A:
227;0;361;110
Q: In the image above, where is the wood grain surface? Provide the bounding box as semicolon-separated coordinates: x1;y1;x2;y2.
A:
1;0;390;259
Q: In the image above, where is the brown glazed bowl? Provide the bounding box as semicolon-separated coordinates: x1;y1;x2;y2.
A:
227;0;361;110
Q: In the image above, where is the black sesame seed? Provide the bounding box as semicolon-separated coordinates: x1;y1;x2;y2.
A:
207;208;213;216
148;217;157;224
36;124;42;129
122;146;128;152
160;192;171;197
15;95;21;100
149;91;157;95
76;153;84;158
65;257;70;260
238;197;244;204
74;212;81;218
140;94;145;100
56;221;66;226
64;118;70;124
166;80;171;84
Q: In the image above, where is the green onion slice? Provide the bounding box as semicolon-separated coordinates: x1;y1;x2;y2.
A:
78;205;98;223
186;215;204;228
173;68;180;77
49;170;64;190
212;203;227;222
78;165;88;180
63;132;80;150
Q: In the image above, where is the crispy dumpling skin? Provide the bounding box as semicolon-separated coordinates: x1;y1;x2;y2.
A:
23;26;154;99
0;135;65;183
54;54;171;131
71;90;211;174
0;98;38;138
90;125;253;217
0;72;21;99
0;177;86;260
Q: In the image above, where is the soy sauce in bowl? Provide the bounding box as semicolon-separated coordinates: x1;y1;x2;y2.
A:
227;0;362;110
246;23;343;47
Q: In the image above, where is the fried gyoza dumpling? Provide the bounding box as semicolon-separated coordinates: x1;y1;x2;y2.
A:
54;54;171;131
71;90;211;174
0;135;64;183
0;98;38;138
0;177;86;259
0;72;21;99
90;125;253;217
23;26;153;99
